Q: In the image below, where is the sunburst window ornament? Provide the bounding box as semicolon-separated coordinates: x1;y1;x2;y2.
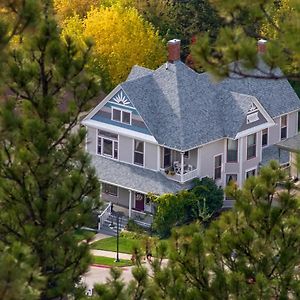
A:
248;102;258;114
112;91;130;105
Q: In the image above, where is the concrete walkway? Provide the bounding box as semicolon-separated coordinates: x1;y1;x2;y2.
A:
89;233;110;244
91;249;132;260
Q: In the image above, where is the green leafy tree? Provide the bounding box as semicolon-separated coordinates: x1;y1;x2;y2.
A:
191;0;300;81
96;162;300;299
190;177;223;219
133;0;221;60
0;1;101;299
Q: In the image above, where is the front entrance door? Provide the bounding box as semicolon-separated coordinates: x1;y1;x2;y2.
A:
135;193;145;211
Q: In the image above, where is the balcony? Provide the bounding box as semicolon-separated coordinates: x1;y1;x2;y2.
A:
160;147;198;183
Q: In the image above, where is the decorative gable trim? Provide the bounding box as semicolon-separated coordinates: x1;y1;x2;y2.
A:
110;90;132;106
235;94;275;139
83;85;123;122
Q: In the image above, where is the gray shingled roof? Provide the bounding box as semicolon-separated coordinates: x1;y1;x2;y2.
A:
277;133;300;153
261;145;289;166
120;61;300;151
91;154;193;195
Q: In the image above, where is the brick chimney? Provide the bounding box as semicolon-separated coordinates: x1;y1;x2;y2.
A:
167;39;181;63
257;39;267;54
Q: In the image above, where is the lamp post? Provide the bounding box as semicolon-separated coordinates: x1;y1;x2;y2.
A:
115;213;120;262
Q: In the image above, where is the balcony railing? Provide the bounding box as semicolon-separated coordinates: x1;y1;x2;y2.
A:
160;166;198;183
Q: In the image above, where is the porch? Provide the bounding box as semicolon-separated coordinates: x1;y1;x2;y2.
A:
101;186;154;228
160;147;198;182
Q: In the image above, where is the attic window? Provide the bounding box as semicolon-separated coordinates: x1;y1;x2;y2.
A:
112;107;131;125
247;112;259;124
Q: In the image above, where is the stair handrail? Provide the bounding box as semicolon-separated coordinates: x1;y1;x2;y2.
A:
98;202;112;231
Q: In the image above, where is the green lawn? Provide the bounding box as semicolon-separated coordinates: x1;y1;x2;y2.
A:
92;256;132;267
91;236;141;254
74;229;95;242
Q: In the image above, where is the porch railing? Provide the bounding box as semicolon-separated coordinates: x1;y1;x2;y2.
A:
131;209;153;228
97;202;111;231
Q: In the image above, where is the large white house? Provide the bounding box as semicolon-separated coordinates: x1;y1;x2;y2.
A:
82;39;300;226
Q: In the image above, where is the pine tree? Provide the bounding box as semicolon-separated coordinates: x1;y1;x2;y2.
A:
0;1;101;299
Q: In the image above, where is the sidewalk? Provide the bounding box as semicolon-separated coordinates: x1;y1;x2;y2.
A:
91;249;132;260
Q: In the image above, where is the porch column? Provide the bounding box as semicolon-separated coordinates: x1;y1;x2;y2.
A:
129;190;132;218
180;152;184;182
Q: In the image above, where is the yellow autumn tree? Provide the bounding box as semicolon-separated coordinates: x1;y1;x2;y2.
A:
54;0;101;20
63;4;165;89
260;0;292;39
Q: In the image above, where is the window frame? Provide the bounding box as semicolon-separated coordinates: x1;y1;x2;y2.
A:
226;174;237;185
214;154;222;180
262;128;268;147
133;139;144;166
246;168;256;179
280;114;288;140
247;133;257;160
97;130;119;160
226;139;238;163
111;107;132;125
102;183;118;197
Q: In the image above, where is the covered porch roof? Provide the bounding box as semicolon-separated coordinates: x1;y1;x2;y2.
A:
261;144;289;166
276;133;300;153
91;155;193;195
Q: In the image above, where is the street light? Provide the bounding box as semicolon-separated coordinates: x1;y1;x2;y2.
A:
115;213;120;262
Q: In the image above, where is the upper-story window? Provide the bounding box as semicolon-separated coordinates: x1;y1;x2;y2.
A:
227;139;238;162
280;115;287;140
214;154;222;180
97;130;118;159
134;139;144;166
247;133;256;160
262;128;268;147
112;107;131;125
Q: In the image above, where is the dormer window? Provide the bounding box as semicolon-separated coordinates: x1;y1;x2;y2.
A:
247;112;259;124
112;107;131;125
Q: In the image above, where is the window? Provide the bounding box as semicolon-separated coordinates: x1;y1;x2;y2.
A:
227;139;238;162
226;174;237;185
112;107;131;125
247;112;259;124
246;169;256;179
97;130;118;159
214;155;222;180
102;183;118;196
112;108;121;122
298;111;300;132
122;111;131;124
281;115;287;140
247;133;256;160
134;140;144;166
262;128;268;147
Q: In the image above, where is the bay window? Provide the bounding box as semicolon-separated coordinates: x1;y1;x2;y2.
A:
227;139;238;162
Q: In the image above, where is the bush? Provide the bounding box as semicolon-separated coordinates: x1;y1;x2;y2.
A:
152;177;224;238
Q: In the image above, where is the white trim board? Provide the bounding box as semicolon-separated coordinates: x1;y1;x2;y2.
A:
82;119;158;144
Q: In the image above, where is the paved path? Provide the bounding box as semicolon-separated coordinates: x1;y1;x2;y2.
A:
91;249;132;260
89;233;110;244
